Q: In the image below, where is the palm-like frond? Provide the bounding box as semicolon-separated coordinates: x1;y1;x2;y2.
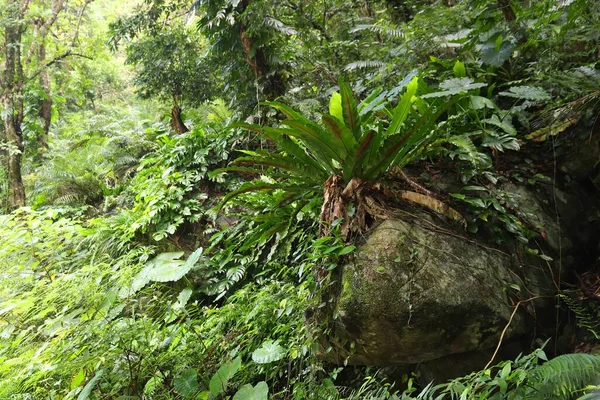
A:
344;60;387;71
350;23;404;39
527;354;600;399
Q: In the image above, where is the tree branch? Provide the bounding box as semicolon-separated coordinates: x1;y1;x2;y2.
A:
26;51;93;82
71;0;95;47
285;0;332;41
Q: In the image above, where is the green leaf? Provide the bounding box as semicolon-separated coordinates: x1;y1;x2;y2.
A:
283;119;344;165
481;38;515;67
78;370;104;400
470;96;496;110
499;86;551;102
422;78;486;98
322;114;356;157
252;340;285;364
339;79;361;140
232;382;269;400
174;369;199;398
175;287;193;309
482;115;516;136
453;60;466;78
144;376;162;395
148;249;201;282
71;369;86;390
337;245;356;256
209;357;242;397
130;249;202;294
329;92;343;122
482;133;520;151
386;76;419;136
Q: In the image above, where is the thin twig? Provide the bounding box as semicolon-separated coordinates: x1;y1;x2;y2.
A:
484;295;549;369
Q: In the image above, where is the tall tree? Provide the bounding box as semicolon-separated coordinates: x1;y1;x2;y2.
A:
1;0;92;209
1;0;28;208
110;6;215;134
29;0;65;152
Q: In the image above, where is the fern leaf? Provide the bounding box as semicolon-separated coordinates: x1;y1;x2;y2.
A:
344;60;386;71
499;86;551;102
350;24;403;38
528;354;600;399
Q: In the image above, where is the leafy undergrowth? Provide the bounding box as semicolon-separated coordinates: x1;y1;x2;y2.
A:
2;208;600;399
0;208;322;398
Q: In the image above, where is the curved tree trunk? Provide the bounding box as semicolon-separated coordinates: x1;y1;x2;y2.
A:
170;98;189;134
33;0;64;154
239;0;285;100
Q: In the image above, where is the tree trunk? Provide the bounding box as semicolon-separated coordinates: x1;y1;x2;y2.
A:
38;45;52;153
170;100;189;134
497;0;516;24
239;0;285;100
386;0;413;23
4;114;26;208
32;0;64;154
2;0;27;209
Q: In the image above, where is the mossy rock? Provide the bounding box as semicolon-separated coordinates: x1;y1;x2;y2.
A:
323;215;558;366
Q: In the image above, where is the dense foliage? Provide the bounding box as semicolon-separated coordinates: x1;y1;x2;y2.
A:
1;0;600;399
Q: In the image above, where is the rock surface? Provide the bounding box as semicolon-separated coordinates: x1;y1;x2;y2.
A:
320;179;594;366
325;217;534;365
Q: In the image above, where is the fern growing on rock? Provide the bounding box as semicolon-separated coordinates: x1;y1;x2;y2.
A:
214;77;465;238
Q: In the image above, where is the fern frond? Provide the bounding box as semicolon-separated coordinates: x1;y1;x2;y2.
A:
264;17;297;35
560;294;600;339
528;354;600;399
344;60;387;71
350;23;403;38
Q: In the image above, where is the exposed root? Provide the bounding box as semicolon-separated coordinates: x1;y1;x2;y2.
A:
319;174;466;240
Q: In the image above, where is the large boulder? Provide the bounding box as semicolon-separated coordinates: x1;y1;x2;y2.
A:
320;182;591;366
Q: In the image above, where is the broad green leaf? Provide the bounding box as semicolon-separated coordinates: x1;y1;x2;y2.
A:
359;87;386;116
216;182;291;213
339;79;361;140
386;76;419;136
282;119;344;165
130;249;202;294
71;369;85;390
499;86;551;101
482;115;516;136
252;340;285;364
481;38;515;67
422;78;486;98
144;376;162;395
482;133;520;152
329;92;343;122
232;382;269;400
276;136;328;177
322;114;357;153
470;96;496;110
209;357;242;397
147;249;201;283
175;288;193;309
453;60;466;78
174;369;199;398
337;245;356;256
78;370;103;400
